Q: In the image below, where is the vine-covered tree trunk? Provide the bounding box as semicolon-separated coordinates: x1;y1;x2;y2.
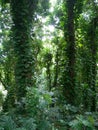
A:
0;5;16;112
10;0;38;112
83;17;97;111
45;52;52;91
63;0;76;105
53;48;59;88
88;18;97;111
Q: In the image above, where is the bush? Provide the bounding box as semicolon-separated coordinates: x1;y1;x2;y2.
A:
69;115;95;130
0;114;37;130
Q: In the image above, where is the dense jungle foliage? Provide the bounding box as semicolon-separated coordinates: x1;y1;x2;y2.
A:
0;0;98;129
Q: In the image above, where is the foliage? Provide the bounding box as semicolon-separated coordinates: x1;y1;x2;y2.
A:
0;114;37;130
0;91;3;107
26;86;52;129
69;115;95;130
0;0;98;130
0;115;16;130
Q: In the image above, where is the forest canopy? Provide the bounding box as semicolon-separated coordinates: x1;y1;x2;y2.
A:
0;0;98;130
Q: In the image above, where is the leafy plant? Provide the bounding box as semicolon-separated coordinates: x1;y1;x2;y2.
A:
69;115;95;130
0;91;3;107
0;115;16;130
22;118;37;130
0;114;37;130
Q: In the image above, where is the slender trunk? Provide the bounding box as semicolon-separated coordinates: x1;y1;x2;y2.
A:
89;18;97;111
46;62;52;91
53;48;59;88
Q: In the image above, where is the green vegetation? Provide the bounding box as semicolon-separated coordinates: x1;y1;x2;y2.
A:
0;0;98;129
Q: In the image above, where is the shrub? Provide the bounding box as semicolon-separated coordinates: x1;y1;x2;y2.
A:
69;115;95;130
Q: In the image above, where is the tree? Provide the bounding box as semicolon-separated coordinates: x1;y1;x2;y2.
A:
10;0;38;112
63;0;76;105
87;17;98;111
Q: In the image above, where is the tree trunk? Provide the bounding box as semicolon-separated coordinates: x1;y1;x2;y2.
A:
88;18;97;111
10;0;37;112
63;0;76;105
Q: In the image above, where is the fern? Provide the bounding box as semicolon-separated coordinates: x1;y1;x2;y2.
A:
22;118;37;130
0;115;16;130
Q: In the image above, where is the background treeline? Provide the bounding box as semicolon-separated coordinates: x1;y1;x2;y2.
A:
0;0;98;130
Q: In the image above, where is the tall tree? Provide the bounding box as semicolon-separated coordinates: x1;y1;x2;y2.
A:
10;0;38;112
0;4;16;111
88;17;97;111
63;0;76;105
81;0;98;111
